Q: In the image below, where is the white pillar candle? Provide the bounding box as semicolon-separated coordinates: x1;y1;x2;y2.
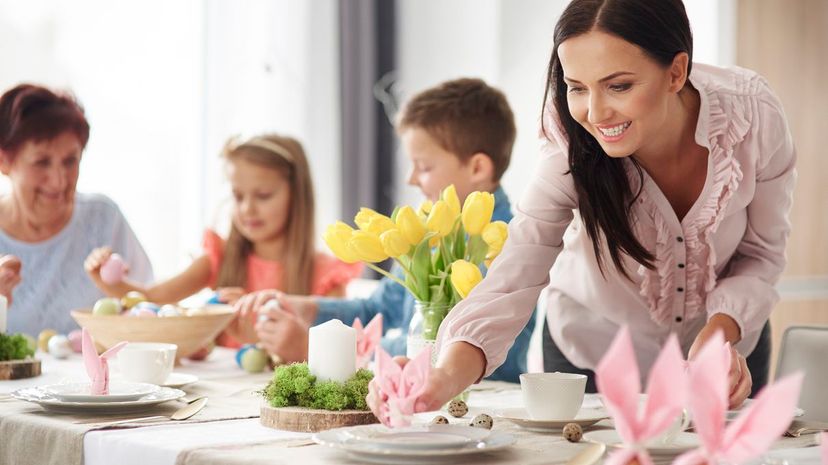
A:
0;295;6;333
308;319;356;383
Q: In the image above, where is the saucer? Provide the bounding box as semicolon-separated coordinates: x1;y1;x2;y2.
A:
314;424;515;464
41;382;159;403
726;399;804;420
584;430;699;456
494;407;609;432
12;386;185;414
162;373;199;388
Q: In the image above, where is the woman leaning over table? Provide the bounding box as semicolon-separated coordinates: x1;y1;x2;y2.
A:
0;83;152;335
367;0;795;422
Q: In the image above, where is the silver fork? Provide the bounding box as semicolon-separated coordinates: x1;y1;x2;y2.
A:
784;426;827;438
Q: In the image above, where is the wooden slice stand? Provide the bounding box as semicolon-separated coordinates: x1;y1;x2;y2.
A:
261;405;378;433
0;358;41;380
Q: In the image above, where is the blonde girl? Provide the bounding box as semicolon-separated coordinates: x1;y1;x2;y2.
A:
86;134;361;347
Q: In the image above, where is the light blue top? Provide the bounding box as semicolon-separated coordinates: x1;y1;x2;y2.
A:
315;187;536;383
0;193;153;336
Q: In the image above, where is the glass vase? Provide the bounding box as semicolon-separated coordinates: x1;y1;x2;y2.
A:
406;301;451;366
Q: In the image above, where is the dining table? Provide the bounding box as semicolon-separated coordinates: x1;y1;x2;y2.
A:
0;347;823;465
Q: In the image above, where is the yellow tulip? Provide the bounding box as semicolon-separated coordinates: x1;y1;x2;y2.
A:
450;259;483;299
354;208;396;235
380;228;410;258
417;200;433;217
461;191;495;235
323;222;360;263
348;231;388;263
441;184;461;218
426;200;454;237
482;221;508;255
395;206;426;245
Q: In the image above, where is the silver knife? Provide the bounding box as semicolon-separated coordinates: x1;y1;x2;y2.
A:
565;441;607;465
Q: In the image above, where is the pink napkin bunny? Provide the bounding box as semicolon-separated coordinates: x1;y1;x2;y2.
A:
374;345;431;428
674;333;804;465
353;314;383;369
82;329;128;395
595;326;688;465
821;432;827;465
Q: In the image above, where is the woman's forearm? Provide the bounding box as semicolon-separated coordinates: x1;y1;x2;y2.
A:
436;341;487;396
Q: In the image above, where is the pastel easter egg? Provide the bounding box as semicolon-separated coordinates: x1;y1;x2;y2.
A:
134;301;160;313
241;347;269;373
100;253;126;285
47;335;72;359
128;307;157;317
37;329;57;352
68;329;83;353
236;344;256;368
93;297;122;316
157;305;183;317
120;291;147;309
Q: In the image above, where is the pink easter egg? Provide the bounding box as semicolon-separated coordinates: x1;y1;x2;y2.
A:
68;329;83;353
128;307;157;317
100;253;126;285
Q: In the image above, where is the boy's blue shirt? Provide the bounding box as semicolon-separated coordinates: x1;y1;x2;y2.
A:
315;186;536;383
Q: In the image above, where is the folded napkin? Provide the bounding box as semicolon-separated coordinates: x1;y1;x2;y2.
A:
82;329;128;395
353;314;382;369
674;332;804;465
374;345;430;428
822;432;827;465
595;326;688;465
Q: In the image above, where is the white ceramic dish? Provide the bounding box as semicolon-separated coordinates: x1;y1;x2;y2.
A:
12;386;185;414
494;407;608;432
314;424;515;464
340;424;490;450
726;399;804;420
42;382;159;403
161;373;199;388
584;430;700;456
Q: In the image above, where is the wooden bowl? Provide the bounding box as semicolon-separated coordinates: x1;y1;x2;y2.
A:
71;305;235;359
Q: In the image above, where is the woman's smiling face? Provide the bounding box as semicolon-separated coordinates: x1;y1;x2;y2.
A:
558;29;679;158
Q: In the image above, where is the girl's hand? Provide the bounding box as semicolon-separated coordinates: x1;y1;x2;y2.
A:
0;255;22;303
366;359;459;426
254;304;310;363
84;247;113;284
216;287;245;305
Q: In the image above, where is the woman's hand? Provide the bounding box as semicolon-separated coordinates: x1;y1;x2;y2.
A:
0;255;22;303
366;359;460;425
689;313;752;408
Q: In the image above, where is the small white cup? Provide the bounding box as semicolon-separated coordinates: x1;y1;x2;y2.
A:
646;409;691;446
520;372;587;420
117;342;177;385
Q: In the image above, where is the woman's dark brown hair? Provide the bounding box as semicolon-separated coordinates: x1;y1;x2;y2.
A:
542;0;693;277
0;83;90;160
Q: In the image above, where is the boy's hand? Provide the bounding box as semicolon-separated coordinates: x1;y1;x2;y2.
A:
0;255;22;303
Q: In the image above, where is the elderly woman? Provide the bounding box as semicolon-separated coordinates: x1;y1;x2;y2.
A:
0;84;153;335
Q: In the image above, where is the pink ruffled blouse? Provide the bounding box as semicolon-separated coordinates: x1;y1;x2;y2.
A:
438;64;797;380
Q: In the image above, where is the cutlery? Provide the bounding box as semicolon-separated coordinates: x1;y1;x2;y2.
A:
565;441;606;465
77;397;208;426
784;425;828;438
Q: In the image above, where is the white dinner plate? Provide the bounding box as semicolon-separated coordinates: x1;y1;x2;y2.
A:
494;407;609;432
340;424;490;450
726;399;804;420
314;424;515;464
162;373;199;388
584;429;700;456
42;382;159;403
12;386;185;414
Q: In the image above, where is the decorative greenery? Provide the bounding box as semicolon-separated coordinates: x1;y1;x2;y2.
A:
261;363;373;411
323;185;508;339
0;333;35;362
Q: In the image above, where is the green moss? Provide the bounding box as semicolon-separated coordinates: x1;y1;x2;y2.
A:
261;363;373;411
0;333;35;362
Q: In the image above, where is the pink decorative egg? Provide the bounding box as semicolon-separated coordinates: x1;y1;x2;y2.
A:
100;254;126;285
128;307;157;317
68;329;83;353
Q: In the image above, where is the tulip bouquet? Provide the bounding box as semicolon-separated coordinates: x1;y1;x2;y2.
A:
323;185;508;341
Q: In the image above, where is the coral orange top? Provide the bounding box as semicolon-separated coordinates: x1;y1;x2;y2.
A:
202;229;363;347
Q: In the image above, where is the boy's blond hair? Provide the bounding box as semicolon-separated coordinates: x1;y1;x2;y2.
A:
397;78;516;181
